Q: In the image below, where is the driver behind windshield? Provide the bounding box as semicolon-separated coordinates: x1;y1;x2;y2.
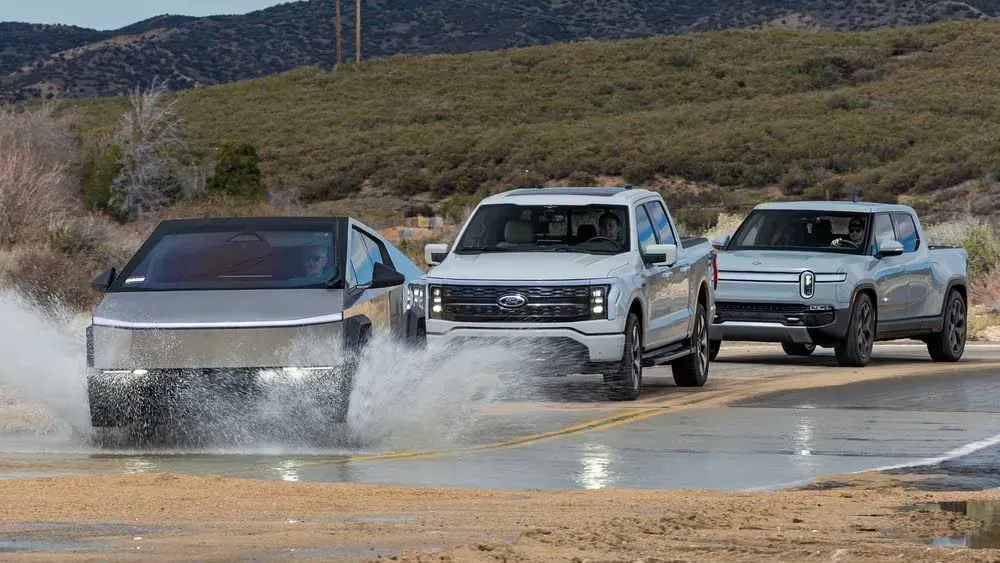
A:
291;242;333;281
598;213;623;245
831;217;866;248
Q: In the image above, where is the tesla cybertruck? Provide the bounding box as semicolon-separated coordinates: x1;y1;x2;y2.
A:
85;216;426;437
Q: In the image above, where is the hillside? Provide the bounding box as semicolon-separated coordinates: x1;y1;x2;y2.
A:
3;0;1000;103
66;19;1000;226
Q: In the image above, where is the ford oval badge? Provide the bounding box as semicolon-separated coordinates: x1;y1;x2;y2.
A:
497;293;528;309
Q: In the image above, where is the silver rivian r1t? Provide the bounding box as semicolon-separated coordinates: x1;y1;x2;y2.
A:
85;216;425;441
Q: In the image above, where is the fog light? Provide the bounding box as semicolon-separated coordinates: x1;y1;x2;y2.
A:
593;305;604;314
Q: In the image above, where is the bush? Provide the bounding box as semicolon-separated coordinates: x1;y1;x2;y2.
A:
0;103;76;247
206;141;265;200
2;247;98;311
81;143;124;216
924;216;1000;278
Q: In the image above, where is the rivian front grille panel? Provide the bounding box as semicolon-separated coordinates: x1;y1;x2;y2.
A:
716;302;806;324
439;285;591;323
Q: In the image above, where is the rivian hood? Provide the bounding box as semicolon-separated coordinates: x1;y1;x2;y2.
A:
428;252;630;281
718;250;860;274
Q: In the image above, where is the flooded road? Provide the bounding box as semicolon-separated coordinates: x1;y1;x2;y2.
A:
2;343;999;492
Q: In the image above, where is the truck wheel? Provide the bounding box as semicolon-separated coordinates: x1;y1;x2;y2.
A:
834;293;875;367
673;302;710;387
927;289;966;362
709;340;721;361
607;312;642;401
781;342;816;357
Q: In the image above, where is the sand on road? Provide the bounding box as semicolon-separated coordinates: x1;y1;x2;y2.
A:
2;345;1000;561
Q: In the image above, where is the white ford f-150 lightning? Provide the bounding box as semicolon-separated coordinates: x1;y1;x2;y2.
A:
406;186;717;399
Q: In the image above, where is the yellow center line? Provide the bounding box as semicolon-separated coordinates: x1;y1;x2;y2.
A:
298;405;671;467
296;358;1000;469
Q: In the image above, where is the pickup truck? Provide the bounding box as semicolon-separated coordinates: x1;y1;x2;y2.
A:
85;216;426;445
709;201;969;367
408;186;717;400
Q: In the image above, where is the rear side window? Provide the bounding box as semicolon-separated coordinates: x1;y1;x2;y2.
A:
349;231;375;286
891;213;919;252
635;206;657;254
872;214;896;255
644;201;676;245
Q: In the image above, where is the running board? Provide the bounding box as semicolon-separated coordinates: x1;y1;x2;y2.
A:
641;342;691;367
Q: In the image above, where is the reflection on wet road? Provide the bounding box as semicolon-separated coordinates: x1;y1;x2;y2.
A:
1;344;999;491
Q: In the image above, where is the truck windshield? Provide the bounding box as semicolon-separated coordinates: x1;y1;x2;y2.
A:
454;203;631;255
728;209;871;254
111;229;340;291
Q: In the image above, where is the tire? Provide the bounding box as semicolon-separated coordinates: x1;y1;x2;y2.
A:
709;339;721;361
673;302;711;387
607;312;642;401
781;342;816;357
331;327;368;423
927;289;967;362
834;292;875;367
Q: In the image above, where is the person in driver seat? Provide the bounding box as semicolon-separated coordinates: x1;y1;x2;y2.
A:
598;213;623;244
831;217;866;248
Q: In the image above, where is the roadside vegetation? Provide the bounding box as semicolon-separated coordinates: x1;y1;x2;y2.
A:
3;19;1000;330
63;19;1000;227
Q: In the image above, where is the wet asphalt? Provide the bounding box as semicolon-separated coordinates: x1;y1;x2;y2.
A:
2;343;1000;491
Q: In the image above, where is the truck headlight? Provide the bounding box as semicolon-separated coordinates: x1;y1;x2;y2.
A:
406;282;426;313
428;285;443;319
590;285;610;320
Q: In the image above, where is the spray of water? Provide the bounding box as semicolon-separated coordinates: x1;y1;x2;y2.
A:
0;287;548;453
0;289;92;447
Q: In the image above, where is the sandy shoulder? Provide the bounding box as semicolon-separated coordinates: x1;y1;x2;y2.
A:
0;472;997;561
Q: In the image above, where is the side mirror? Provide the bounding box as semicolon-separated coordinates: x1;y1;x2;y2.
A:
91;267;117;293
424;243;449;267
875;239;904;258
370;262;406;289
644;243;678;267
712;233;732;250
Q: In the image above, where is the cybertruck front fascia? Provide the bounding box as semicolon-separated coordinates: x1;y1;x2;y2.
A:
86;289;348;371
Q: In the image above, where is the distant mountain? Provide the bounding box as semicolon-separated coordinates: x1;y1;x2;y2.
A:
2;0;997;104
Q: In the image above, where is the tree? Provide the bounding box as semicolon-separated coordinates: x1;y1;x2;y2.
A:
108;77;182;221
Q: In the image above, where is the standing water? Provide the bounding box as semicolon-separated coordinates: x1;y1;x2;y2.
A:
0;288;543;454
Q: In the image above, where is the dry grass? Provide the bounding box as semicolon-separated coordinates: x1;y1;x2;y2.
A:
0;103;78;247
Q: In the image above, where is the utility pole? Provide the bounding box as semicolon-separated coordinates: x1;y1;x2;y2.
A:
355;0;361;64
335;0;342;66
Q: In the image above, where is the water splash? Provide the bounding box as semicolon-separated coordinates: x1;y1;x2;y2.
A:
0;287;544;453
0;289;92;443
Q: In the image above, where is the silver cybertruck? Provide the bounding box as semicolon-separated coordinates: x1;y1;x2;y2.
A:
85;216;426;438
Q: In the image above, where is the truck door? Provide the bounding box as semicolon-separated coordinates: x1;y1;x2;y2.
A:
636;204;672;349
870;213;910;321
891;212;935;319
644;200;691;344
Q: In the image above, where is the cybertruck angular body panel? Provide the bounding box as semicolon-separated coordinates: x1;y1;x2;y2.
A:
85;216;425;433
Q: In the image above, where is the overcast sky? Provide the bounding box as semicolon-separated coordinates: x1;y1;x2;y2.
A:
1;0;291;30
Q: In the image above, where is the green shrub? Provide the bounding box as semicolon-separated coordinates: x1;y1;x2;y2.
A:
81;143;124;214
206;141;265;200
